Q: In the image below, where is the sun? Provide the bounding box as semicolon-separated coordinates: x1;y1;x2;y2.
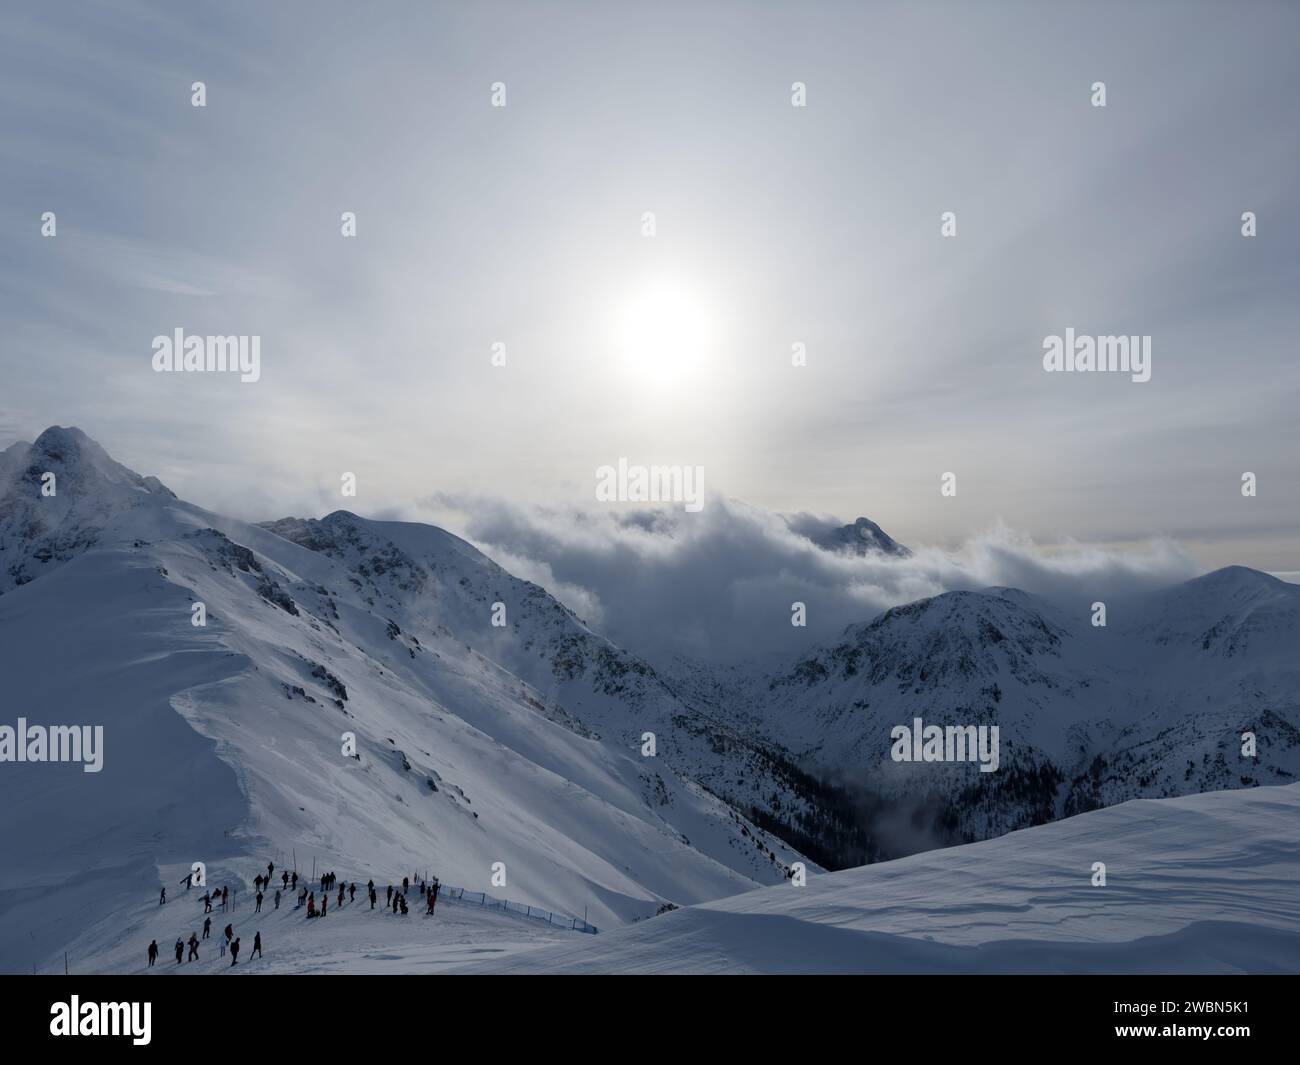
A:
614;280;715;387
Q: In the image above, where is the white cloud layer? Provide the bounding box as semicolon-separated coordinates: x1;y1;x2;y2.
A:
422;494;1200;663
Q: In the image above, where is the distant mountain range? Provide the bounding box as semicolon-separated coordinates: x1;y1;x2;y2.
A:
2;426;1296;971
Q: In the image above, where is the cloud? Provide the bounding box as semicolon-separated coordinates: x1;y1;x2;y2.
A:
417;493;1200;664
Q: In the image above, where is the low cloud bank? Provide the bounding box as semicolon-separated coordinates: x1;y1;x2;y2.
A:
418;494;1200;664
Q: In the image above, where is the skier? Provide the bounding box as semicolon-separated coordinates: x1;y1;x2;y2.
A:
281;870;289;889
251;931;262;959
188;933;199;961
147;940;158;967
203;916;211;939
337;884;344;908
230;937;240;966
307;897;316;918
255;891;263;913
202;890;212;913
348;882;355;902
267;861;274;881
429;878;440;915
369;887;376;910
274;889;281;910
181;871;193;890
321;893;327;917
386;885;393;904
254;874;263;892
219;936;226;957
224;923;233;945
399;896;408;915
367;879;374;894
159;886;166;905
221;885;229;911
174;938;184;963
297;887;306;908
291;871;298;890
402;876;409;895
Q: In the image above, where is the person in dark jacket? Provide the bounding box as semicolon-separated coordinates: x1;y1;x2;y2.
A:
274;889;281;909
221;885;229;911
386;885;393;904
282;870;289;889
159;887;166;905
230;937;240;965
369;887;376;909
348;882;356;902
187;933;199;961
202;890;212;913
291;871;298;890
147;940;158;967
251;931;262;959
203;916;211;939
174;938;184;963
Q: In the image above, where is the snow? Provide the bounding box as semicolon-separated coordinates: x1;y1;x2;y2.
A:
448;784;1300;973
2;426;1296;975
0;428;809;974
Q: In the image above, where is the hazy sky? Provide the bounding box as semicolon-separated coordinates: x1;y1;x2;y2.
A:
2;0;1298;572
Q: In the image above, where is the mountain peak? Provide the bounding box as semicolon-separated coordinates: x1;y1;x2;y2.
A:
790;513;911;557
11;425;173;499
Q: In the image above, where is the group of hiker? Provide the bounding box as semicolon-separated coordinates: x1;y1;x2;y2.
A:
299;872;441;918
147;918;263;969
150;863;442;969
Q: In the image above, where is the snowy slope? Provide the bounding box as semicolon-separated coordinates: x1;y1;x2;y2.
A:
450;783;1300;974
0;427;819;973
702;577;1300;848
3;426;1296;975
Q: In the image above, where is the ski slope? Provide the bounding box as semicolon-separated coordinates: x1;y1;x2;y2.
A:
61;783;1300;974
447;784;1300;973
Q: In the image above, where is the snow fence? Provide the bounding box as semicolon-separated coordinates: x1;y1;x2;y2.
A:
441;885;598;934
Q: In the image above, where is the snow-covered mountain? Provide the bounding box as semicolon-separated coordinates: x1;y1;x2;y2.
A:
455;783;1300;974
705;572;1300;849
795;515;912;557
1;426;1295;974
0;427;830;972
